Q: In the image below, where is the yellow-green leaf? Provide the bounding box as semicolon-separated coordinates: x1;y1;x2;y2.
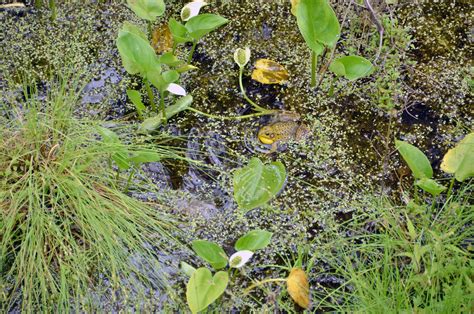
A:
287;268;310;309
251;59;289;84
440;132;474;182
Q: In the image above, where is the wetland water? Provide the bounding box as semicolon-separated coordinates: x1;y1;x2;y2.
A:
0;0;472;311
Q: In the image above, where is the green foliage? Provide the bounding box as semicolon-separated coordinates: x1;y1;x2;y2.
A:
395;140;433;179
191;240;229;270
127;89;145;119
185;14;229;40
117;22;161;77
234;230;273;251
140;94;193;132
186;268;229;314
233;157;287;212
441;132;474;181
0;79;179;312
126;0;165;21
414;178;446;196
295;0;340;54
329;55;374;80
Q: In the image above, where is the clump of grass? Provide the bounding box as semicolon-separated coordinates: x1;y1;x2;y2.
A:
311;186;473;312
0;78;182;311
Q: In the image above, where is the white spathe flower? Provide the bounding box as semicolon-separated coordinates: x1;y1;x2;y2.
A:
167;83;187;96
229;250;254;268
181;1;208;21
233;47;251;68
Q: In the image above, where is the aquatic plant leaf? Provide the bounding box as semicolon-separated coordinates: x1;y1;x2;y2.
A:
229;250;253;268
185;13;229;40
158;51;181;66
251;59;289;84
121;21;148;41
191;240;228;270
162;70;179;83
169;18;192;43
233;157;286;212
235;230;273;251
329;55;374;80
128;151;161;164
440;132;474;182
295;0;340;54
151;23;173;53
181;261;197;277
395;140;433;179
96;126;121;143
127;0;165;21
186;268;228;314
287;268;310;309
139;95;193;132
96;127;131;170
117;25;161;76
290;0;300;16
126;89;145;117
415;178;446;196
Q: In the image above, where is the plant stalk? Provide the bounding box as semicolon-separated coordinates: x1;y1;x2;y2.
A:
311;51;318;87
238;67;274;113
144;79;156;112
49;0;56;21
160;90;167;125
124;168;136;194
187;107;273;120
187;41;197;63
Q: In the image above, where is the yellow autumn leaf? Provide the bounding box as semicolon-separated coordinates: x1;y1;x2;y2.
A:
151;24;173;54
290;0;300;16
287;268;310;309
251;59;290;85
440;132;474;182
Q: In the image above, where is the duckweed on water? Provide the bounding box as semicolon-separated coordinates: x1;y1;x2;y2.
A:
1;0;472;312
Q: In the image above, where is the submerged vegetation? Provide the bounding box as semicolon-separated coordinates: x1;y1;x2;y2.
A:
1;0;472;312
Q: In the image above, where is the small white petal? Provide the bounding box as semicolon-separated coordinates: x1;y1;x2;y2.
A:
167;83;187;96
181;1;208;21
229;250;254;268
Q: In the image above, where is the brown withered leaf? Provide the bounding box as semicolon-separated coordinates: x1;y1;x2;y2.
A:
151;24;173;54
287;268;310;309
251;59;289;84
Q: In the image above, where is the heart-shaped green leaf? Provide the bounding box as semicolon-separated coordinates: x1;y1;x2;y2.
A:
440;132;474;182
169;18;192;43
191;240;228;270
329;55;374;80
117;24;161;76
185;14;229;40
127;0;165;21
235;229;273;251
415;178;446;196
128;151;161;164
233;157;287;212
126;89;145;118
186;268;229;314
395;140;433;179
139;95;193;132
296;0;340;54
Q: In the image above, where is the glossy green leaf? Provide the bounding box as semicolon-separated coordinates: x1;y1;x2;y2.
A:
162;70;179;83
235;230;273;251
185;14;229;40
121;21;148;40
96;126;120;143
158;51;181;65
112;151;131;170
329;55;374;80
395;140;433;179
146;71;167;91
128;151;161;164
440;132;474;182
117;25;161;76
127;0;165;21
139;95;193;132
415;178;446;196
233;157;287;212
181;261;197;277
169;18;192;43
186;268;228;314
295;0;340;54
126;89;145;117
191;240;228;270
